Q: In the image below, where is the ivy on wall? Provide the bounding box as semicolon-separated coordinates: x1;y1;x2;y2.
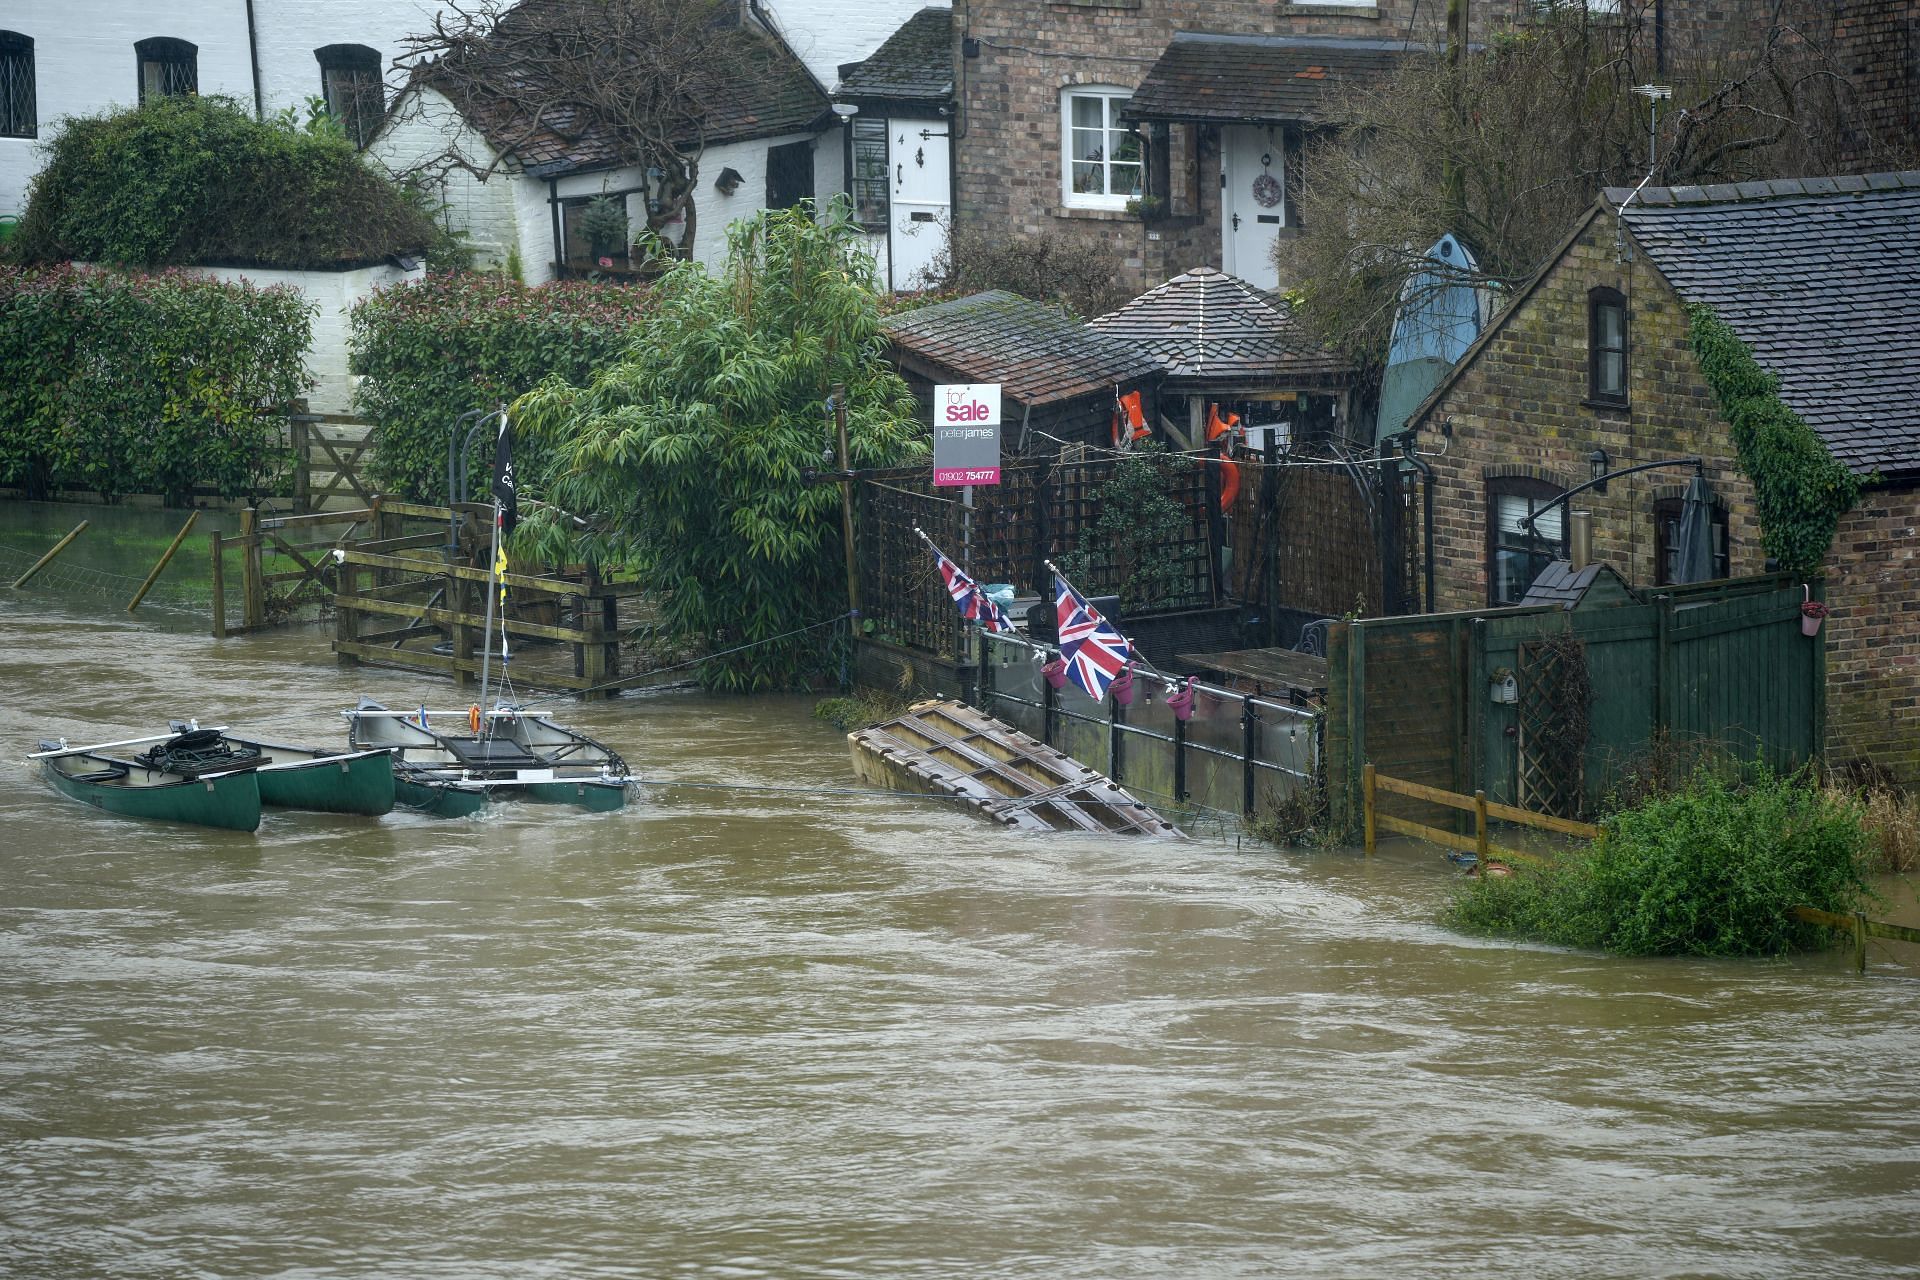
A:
1687;305;1859;575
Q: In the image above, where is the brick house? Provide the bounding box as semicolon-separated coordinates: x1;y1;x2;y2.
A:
946;0;1918;300
1404;172;1920;783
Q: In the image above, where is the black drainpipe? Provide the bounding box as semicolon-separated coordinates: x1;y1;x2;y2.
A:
244;0;265;119
548;178;563;275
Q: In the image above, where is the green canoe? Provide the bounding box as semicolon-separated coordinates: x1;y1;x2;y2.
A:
223;735;396;816
39;747;262;832
393;770;491;818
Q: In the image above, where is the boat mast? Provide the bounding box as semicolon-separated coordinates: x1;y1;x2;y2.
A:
477;407;508;721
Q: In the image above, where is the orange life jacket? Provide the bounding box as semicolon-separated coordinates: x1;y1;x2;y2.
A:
1216;452;1240;512
1205;403;1241;444
1110;390;1149;448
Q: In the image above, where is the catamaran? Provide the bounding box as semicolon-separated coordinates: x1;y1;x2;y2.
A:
343;406;634;816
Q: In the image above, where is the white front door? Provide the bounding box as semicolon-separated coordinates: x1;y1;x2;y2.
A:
1220;125;1285;290
888;117;951;291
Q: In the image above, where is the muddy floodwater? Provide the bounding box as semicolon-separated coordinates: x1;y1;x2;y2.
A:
3;584;1919;1278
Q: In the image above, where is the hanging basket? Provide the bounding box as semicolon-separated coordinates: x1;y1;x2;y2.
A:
1801;587;1828;637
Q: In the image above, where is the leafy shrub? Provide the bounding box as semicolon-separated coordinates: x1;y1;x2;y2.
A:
10;95;439;270
516;203;928;691
348;273;652;502
1056;445;1198;613
1446;767;1874;957
0;265;312;503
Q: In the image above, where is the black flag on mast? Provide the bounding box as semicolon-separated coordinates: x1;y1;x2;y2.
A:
490;417;517;534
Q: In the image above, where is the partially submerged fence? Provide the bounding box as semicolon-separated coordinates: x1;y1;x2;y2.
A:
212;505;377;635
972;630;1319;818
1363;764;1600;863
328;500;645;695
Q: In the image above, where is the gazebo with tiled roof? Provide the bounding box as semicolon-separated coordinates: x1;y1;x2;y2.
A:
1090;266;1355;450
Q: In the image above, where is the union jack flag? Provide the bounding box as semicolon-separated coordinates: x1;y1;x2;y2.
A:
1054;572;1131;701
934;549;1015;634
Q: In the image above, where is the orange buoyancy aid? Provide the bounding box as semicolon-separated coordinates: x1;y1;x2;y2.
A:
1110;389;1149;448
1205;403;1241;444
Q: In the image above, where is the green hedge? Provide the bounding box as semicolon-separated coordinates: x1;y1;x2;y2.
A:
349;273;652;503
9;95;439;269
0;265;313;503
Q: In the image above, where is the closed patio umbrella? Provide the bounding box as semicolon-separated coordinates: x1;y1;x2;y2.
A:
1672;471;1716;584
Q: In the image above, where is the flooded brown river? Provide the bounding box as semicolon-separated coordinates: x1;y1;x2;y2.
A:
3;591;1919;1278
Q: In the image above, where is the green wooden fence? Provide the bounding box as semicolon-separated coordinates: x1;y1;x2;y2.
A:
1327;574;1823;825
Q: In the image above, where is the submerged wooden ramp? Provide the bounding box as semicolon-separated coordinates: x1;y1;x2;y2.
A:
849;699;1182;837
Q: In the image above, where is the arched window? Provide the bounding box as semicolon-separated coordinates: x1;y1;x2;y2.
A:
1060;85;1142;210
136;37;198;103
1486;475;1568;605
0;31;35;138
1588;286;1628;406
316;44;383;148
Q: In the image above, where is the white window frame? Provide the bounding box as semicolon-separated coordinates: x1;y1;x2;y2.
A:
1060;86;1142;212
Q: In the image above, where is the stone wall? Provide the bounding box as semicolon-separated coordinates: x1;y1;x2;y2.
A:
1413;207;1919;783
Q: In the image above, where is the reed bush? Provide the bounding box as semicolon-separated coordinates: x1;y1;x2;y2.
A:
1446;766;1874;957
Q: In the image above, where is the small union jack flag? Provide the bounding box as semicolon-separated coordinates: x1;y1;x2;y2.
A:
1054;572;1131;701
934;548;1015;634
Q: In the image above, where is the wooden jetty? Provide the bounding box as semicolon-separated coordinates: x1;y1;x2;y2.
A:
849;699;1183;837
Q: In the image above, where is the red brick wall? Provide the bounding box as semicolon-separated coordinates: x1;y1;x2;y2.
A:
1415;207;1920;783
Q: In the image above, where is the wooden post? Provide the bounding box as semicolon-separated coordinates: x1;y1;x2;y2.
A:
10;520;89;589
126;512;199;612
1474;788;1490;862
239;507;266;629
291;419;310;515
833;383;860;618
448;560;475;688
1363;762;1377;855
210;530;226;638
1853;911;1869;975
580;564;608;698
334;553;360;665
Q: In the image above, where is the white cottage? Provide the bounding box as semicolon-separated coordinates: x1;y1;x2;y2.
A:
368;5;845;281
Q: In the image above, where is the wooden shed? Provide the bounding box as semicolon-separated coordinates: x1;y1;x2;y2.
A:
883;290;1163;454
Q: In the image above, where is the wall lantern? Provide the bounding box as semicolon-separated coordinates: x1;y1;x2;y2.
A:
831;102;859;120
1589;446;1611;494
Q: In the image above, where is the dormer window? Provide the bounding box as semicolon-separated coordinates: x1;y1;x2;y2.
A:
1588;286;1628;405
136;37;198;103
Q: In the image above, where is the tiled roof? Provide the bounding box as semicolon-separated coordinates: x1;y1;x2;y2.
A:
1608;171;1920;476
1089;266;1349;383
421;14;828;178
836;7;952;104
1126;33;1409;126
1519;561;1633;611
883;291;1161;405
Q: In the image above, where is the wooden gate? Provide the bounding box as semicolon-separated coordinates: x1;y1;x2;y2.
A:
289;413;376;513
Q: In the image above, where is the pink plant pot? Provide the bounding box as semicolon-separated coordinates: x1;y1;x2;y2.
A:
1111;666;1135;707
1042;658;1068;689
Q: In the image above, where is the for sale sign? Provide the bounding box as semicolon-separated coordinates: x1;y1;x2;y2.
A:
932;383;1002;486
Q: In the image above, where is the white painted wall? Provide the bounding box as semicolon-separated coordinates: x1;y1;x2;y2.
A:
194;261;426;413
250;0;455;126
0;0;255;217
366;86;525;274
763;0;945;91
